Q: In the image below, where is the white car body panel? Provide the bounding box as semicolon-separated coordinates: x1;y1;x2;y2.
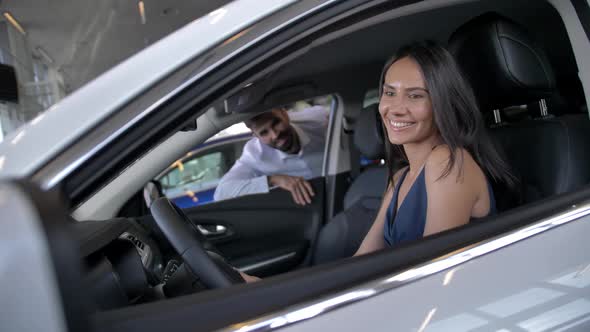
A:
0;0;295;180
0;183;67;332
236;207;590;332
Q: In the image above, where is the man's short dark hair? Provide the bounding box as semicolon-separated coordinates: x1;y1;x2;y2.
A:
245;112;270;128
245;109;285;128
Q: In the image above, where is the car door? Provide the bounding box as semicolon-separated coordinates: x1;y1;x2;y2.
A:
147;103;333;277
183;176;326;277
180;103;332;277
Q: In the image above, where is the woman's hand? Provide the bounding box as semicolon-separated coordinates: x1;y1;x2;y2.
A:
239;270;261;283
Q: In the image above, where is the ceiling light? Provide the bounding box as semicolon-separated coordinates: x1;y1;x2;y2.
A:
138;1;146;24
3;12;26;35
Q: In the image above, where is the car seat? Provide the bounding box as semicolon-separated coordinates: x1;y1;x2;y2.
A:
449;12;590;206
312;103;388;264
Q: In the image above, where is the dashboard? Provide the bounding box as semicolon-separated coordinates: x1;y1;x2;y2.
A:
72;217;201;310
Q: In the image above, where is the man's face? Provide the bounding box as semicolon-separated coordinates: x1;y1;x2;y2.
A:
250;110;296;152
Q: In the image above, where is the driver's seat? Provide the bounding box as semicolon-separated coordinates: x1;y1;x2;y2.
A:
312;104;387;264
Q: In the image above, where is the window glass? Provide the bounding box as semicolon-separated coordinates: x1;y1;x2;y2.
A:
161;152;224;192
159;151;226;204
154;136;249;208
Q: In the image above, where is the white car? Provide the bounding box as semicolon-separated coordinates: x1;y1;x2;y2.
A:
1;0;590;331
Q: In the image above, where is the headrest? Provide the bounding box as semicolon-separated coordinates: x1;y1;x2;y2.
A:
354;104;384;159
449;12;555;111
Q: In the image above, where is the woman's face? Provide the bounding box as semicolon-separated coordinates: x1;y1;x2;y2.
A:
379;56;437;146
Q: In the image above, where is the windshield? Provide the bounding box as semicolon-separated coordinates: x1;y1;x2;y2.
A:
0;0;233;142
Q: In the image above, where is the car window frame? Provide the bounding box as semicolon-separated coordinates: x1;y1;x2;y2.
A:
33;0;386;208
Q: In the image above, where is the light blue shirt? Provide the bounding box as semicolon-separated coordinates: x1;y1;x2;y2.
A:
214;106;329;201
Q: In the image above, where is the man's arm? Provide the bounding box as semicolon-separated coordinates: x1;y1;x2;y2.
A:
215;165;316;205
213;159;270;201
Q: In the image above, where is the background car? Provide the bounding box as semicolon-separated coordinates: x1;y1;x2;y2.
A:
155;132;250;208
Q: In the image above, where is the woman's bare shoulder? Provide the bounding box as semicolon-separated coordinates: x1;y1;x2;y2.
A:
425;145;481;182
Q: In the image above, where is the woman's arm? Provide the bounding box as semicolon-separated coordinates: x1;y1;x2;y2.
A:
423;147;479;236
239;270;261;282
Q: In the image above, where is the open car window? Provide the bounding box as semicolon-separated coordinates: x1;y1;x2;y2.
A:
147;95;334;208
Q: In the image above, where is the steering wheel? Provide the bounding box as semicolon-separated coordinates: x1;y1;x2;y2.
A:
150;197;244;288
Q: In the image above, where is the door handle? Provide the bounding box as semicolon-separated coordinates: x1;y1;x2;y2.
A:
197;224;227;236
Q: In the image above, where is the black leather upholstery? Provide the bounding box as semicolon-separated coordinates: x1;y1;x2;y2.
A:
450;13;590;205
353;104;385;160
344;103;387;211
313;198;380;264
449;12;555;111
343;167;387;210
313;105;386;264
491;115;590;201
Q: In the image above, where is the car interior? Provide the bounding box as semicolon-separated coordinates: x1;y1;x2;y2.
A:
40;0;590;331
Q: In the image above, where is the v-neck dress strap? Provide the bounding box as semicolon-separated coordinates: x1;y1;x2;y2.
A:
384;168;427;246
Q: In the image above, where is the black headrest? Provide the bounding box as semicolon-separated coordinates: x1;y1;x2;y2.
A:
354;104;384;159
449;12;555;111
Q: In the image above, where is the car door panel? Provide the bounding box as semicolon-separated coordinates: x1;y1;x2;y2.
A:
182;177;325;277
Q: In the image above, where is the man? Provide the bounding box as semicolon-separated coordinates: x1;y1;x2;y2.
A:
214;105;329;205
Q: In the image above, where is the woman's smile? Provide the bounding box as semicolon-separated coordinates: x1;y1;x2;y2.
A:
387;120;416;131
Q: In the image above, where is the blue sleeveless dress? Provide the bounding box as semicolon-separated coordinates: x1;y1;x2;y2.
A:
384;167;497;247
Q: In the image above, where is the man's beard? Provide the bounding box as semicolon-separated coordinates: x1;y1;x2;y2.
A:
272;129;298;153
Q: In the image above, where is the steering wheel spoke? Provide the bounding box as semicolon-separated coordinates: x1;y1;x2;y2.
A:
150;197;244;289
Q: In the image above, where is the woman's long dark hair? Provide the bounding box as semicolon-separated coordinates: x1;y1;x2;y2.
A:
379;41;516;188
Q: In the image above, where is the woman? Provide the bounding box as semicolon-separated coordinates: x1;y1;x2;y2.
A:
240;41;514;281
355;41;514;255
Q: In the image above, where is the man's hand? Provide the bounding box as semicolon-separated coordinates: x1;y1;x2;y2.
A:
269;174;315;205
